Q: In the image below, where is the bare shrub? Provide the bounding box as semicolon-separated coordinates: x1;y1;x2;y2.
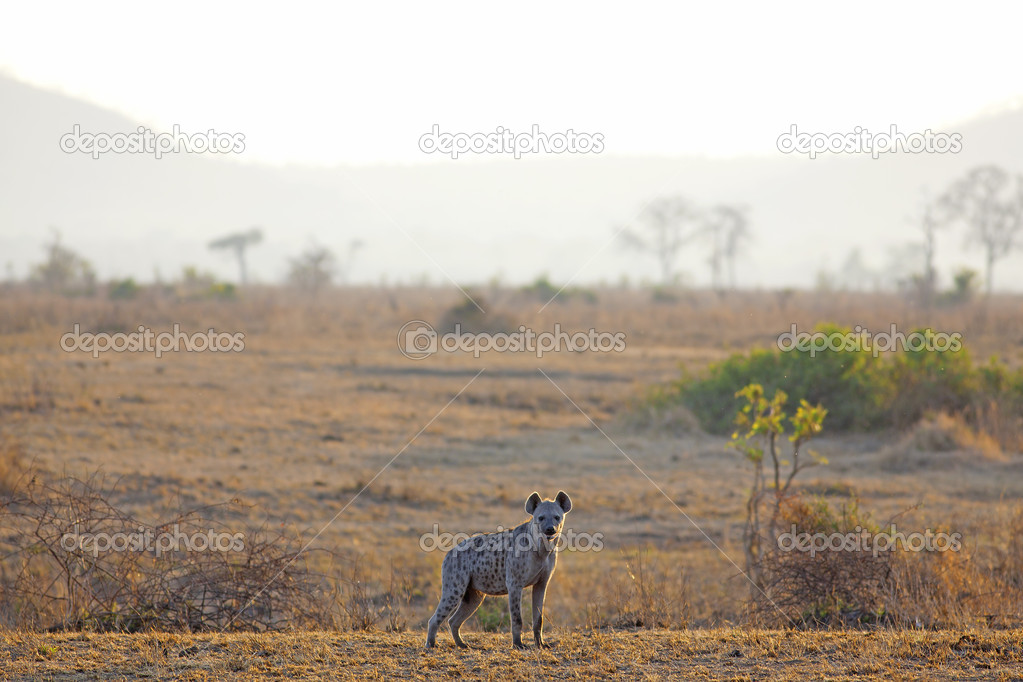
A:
437;292;513;335
0;470;338;631
383;561;415;632
586;548;690;629
335;556;381;631
756;496;1023;629
881;412;1005;471
885;505;1023;629
754;495;894;627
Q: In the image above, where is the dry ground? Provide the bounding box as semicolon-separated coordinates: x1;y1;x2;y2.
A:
2;286;1023;677
4;629;1023;681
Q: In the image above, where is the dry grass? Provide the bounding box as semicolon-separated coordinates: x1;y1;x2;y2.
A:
881;412;1006;471
1;287;1023;676
2;628;1022;680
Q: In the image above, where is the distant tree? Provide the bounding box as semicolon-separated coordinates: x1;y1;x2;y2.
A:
938;165;1023;295
620;196;703;285
209;227;263;285
909;189;954;308
703;204;751;290
335;239;364;285
882;242;927;294
939;267;979;306
837;248;877;291
722;209;752;290
30;229;96;295
288;244;337;294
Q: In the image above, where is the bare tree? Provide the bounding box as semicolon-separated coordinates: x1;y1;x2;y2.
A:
703;205;751;290
837;248;876;291
883;242;927;293
288;243;337;294
335;239;364;285
209;227;264;285
938;166;1023;295
620;196;703;285
30;229;96;294
906;189;950;307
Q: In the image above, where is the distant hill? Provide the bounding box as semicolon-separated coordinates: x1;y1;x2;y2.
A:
2;74;1022;289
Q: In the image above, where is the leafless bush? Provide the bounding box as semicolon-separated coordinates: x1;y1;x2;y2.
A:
0;470;338;632
752;495;1023;629
586;548;690;629
884;506;1023;629
335;555;382;631
383;561;415;632
750;495;893;627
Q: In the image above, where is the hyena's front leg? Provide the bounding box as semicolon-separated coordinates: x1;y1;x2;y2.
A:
507;585;525;648
532;574;551;648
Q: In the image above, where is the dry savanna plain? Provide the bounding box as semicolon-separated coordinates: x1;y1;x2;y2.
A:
1;286;1023;680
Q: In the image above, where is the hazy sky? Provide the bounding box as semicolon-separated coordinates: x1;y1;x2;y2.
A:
3;2;1023;291
2;1;1021;166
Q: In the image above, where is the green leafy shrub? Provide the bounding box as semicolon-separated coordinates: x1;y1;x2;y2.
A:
655;324;888;433
207;282;237;300
107;278;140;300
519;275;597;304
650;323;1023;438
886;330;976;429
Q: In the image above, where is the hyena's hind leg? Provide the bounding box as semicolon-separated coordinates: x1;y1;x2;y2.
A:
447;588;485;648
426;570;470;648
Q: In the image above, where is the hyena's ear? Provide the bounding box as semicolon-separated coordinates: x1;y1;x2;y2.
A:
525;492;542;515
555;491;572;514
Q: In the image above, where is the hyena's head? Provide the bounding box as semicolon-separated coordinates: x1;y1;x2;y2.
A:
525;491;572;542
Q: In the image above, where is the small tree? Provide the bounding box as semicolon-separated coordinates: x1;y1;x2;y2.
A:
939;267;978;306
209;227;263;285
335;239;364;285
837;248;876;292
703;205;751;290
288;244;337;294
938;165;1023;295
620;196;703;285
909;189;954;308
729;384;827;594
30;230;96;295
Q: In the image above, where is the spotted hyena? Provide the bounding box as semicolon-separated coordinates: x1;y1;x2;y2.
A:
425;490;573;649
